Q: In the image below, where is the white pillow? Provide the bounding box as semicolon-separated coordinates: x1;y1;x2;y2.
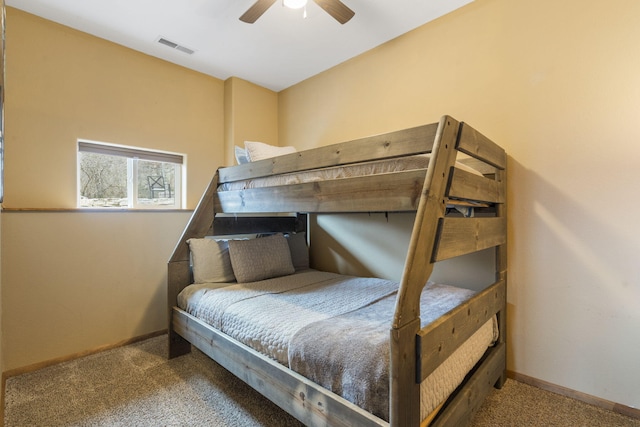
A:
234;145;249;164
228;234;295;283
187;238;235;284
245;141;296;162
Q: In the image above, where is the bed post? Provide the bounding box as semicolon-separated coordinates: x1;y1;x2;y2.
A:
494;166;508;388
168;172;219;359
390;116;461;427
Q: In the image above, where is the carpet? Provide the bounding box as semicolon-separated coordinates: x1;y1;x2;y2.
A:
4;335;639;426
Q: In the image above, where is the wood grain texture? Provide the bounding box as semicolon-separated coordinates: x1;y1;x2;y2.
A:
456;122;506;170
417;279;506;381
239;0;276;23
389;116;461;426
313;0;355;24
168;259;192;358
169;172;219;263
433;217;507;262
494;167;508;388
219;124;438;184
389;318;421;427
218;170;426;213
447;167;504;204
394;116;461;330
166;116;508;427
431;343;506;426
173;308;387;427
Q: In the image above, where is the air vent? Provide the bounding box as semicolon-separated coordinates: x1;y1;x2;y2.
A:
157;37;195;55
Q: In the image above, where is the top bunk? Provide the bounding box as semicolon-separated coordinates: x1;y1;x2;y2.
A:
170;115;506;275
214;115;506;214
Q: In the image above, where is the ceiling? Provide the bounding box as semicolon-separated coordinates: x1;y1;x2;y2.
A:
7;0;474;92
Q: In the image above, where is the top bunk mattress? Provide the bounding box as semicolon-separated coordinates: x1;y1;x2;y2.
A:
218;154;482;191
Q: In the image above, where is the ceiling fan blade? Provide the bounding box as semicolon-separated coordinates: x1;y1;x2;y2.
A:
313;0;355;24
240;0;277;23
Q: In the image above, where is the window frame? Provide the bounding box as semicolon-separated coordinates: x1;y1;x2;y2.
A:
77;140;185;210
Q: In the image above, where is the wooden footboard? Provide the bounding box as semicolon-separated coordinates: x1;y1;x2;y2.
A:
170;277;505;427
173;307;386;427
422;279;507;426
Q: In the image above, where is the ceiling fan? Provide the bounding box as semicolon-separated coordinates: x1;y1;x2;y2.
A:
240;0;355;24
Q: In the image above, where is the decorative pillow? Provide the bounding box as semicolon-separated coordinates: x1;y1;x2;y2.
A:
228;234;295;282
234;145;249;164
244;141;297;162
285;232;310;271
187;238;235;284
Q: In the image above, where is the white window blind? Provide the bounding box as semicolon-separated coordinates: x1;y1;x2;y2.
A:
78;141;183;164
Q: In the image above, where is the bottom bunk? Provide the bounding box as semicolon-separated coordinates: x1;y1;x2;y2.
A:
170;233;506;426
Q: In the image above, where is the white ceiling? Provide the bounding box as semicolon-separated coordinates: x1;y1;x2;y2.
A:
7;0;473;92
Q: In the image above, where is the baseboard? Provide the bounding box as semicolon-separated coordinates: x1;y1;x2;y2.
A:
507;371;639;420
2;329;167;379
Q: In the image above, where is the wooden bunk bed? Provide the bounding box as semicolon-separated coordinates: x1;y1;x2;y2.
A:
167;115;507;426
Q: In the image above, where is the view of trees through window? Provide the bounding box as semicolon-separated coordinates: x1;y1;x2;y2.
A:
79;150;180;208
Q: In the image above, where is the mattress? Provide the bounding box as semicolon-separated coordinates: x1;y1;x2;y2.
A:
218;154;482;191
177;269;497;422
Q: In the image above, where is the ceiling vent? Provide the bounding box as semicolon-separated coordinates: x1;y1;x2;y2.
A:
157;37;195;55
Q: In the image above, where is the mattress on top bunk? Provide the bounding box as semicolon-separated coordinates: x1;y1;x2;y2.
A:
177;269;498;422
217;154;483;191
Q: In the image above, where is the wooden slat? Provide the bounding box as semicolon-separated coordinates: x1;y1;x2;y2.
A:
217;170;427;213
173;308;388;427
417;279;506;381
430;342;506;426
448;167;505;204
219;123;438;183
169;172;219;263
432;217;506;262
456;123;506;170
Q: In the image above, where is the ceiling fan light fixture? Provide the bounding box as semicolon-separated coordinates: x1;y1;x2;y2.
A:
283;0;307;10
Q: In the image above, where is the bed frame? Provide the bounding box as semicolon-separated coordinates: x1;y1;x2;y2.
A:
167;115;507;426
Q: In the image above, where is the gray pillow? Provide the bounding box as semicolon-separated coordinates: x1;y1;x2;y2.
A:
187;238;235;283
228;234;295;282
286;232;309;270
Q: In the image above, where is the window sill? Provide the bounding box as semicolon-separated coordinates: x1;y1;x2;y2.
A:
1;207;194;213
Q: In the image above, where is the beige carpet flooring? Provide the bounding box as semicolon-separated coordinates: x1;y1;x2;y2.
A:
4;335;639;426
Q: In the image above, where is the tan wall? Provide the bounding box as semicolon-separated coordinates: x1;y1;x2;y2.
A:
1;8;223;371
1;210;191;370
5;8;224;209
224;77;278;166
279;0;640;410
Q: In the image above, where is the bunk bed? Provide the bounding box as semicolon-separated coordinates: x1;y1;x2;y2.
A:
167;115;507;427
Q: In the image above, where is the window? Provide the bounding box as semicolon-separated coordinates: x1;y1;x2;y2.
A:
78;141;184;209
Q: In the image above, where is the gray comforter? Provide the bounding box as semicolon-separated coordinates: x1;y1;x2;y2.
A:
178;271;495;422
288;282;476;421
